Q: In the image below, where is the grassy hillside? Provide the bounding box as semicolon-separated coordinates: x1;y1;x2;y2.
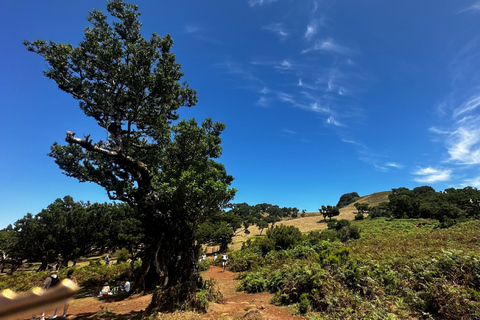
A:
227;191;391;251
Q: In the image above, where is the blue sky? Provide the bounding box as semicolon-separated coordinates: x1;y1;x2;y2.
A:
2;0;480;228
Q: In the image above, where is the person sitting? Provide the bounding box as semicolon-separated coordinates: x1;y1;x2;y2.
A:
99;282;110;296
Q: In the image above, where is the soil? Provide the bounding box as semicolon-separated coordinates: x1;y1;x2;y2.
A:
31;266;303;320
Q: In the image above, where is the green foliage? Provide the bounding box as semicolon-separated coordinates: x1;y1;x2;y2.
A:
228;248;264;272
266;225;302;250
198;259;210;272
336;192;360;208
354;213;364;220
0;262;133;292
383;186;480;220
235;218;480;319
26;0;236;295
149;278;222;312
115;248;131;263
298;293;310;314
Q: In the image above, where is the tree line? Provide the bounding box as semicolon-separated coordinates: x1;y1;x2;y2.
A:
370;186;480;223
0;196;301;275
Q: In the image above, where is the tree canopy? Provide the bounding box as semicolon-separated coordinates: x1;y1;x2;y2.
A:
25;0;235;306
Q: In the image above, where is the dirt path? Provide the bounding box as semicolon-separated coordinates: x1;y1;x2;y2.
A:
201;265;304;320
36;266;303;320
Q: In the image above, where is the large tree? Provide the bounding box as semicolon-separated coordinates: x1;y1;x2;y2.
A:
25;0;235;306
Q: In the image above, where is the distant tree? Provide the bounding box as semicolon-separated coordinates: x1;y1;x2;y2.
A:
256;220;269;235
319;205;328;221
336;192;360;208
197;220;234;252
354;202;369;215
326;205;340;220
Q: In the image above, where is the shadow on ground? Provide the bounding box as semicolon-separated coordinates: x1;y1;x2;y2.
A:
73;310;144;320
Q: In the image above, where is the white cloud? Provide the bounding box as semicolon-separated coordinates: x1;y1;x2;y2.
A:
386;162;403;169
413;167;452;183
283;129;296;134
326;116;342;126
249;0;277;7
304;20;319;40
278;92;294;103
446;126;480;164
461;175;480;188
257;96;269;107
453;94;480;118
302;38;353;55
263;23;288;39
276;60;292;70
457;1;480;13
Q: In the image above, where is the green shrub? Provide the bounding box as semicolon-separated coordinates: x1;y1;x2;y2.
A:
354;213;364;220
266;225;303;250
237;270;268;293
228;248;264;272
298;293;309;314
115;248;130;263
198;259;210;271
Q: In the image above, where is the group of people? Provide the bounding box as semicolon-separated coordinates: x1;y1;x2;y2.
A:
98;278;130;296
36;269;77;319
36;270;131;319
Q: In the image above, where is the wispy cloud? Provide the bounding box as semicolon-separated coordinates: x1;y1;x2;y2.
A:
446;125;480;165
453;94;480;118
249;0;277;7
457;1;480;13
184;25;200;33
462;175;480;188
302;38;354;55
304;19;320;40
327;116;343;126
263;23;288;39
275;60;292;70
413;167;452;183
216;60;262;84
386;162;403;169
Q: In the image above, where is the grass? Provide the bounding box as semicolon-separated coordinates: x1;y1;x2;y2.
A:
221;191;391;252
349;218;480;264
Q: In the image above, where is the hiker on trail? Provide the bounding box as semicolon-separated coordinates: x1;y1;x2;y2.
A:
221;253;228;272
213;253;217;261
104;254;110;266
62;270;77;318
40;271;61;319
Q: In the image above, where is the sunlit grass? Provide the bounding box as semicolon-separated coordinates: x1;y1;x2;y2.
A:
350;218;480;265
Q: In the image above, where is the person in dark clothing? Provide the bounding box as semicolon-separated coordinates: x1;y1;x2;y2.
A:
40;271;61;319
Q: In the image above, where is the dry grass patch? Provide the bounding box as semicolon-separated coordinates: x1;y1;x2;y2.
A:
227;191;391;251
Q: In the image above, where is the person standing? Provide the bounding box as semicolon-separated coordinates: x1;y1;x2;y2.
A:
221;253;228;272
40;271;61;319
62;270;77;318
124;278;131;293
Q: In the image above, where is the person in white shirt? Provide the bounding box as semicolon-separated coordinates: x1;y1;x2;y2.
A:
221;253;228;272
124;278;131;293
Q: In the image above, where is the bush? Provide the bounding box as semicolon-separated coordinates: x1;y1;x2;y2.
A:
266;225;303;250
228;248;264;272
198;259;210;271
115;248;130;263
298;293;310;314
355;213;364;220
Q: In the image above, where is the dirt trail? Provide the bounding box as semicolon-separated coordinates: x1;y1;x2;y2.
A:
48;265;303;319
202;265;304;319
